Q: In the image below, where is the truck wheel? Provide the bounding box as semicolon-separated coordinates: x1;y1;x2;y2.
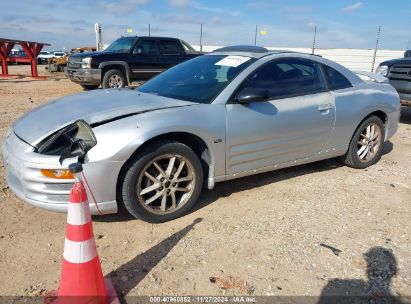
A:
102;69;126;89
81;85;99;90
49;63;58;72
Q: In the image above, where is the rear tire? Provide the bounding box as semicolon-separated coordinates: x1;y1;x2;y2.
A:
340;116;385;169
102;69;126;89
81;84;99;90
120;140;204;223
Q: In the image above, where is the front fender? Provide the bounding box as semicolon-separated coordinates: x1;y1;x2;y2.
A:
98;61;131;82
88;103;226;178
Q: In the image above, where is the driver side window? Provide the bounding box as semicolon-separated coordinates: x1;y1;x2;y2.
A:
242;58;327;100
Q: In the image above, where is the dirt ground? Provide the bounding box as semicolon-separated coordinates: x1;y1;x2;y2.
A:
0;65;410;299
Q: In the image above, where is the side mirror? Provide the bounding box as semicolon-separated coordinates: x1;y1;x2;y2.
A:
133;47;143;55
237;88;270;104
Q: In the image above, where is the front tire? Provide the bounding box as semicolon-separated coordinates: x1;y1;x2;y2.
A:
121;140;204;223
102;69;126;89
340;116;385;169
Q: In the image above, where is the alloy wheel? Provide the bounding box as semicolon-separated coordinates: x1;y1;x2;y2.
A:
136;154;196;214
108;74;123;88
357;122;381;162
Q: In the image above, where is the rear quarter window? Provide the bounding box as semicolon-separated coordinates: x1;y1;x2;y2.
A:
323;65;352;90
159;39;183;52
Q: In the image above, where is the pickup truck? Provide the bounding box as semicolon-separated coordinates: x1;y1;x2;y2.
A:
37;51;53;64
47;47;96;72
65;36;200;90
376;50;411;106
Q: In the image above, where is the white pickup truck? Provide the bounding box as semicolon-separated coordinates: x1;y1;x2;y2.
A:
37;51;66;64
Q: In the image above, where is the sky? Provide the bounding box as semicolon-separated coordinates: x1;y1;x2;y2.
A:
1;0;411;51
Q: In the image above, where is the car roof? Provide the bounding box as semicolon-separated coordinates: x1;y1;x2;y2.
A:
126;36;182;40
208;45;318;59
207;45;363;86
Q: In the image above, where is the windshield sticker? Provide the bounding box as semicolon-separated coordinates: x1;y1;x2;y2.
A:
215;56;251;67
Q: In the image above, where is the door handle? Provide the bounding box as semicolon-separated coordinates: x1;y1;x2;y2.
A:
318;103;333;111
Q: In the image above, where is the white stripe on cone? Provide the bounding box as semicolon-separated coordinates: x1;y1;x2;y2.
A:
67;201;91;225
63;238;97;264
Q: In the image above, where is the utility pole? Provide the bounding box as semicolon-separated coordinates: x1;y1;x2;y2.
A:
148;24;151;37
311;25;317;55
200;23;203;52
371;26;381;72
254;25;258;46
94;23;102;51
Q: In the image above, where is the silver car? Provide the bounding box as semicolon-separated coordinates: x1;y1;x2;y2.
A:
2;46;400;222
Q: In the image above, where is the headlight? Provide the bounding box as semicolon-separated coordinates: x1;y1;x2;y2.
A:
81;57;92;69
36;120;97;164
375;65;388;77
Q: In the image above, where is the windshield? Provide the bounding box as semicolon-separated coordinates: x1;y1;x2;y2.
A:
105;37;137;53
138;55;255;103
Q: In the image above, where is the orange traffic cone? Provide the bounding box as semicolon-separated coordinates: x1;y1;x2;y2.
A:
45;163;118;304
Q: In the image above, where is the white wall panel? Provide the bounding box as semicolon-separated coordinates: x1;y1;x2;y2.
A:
192;45;406;72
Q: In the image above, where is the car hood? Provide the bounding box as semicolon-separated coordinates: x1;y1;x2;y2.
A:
69;51;123;60
380;57;411;66
13;89;194;145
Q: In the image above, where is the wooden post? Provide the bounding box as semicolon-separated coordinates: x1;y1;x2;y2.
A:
19;42;45;78
0;41;15;76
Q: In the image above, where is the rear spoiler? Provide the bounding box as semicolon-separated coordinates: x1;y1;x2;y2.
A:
354;71;389;84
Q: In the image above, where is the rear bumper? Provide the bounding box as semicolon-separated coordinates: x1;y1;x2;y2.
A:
65;67;101;85
1;130;118;215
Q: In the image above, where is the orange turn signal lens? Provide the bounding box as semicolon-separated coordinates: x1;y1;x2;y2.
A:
41;169;74;179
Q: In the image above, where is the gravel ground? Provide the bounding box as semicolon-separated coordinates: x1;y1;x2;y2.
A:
0;65;410;300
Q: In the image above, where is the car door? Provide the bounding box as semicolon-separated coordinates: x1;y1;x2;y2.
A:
157;38;184;68
225;58;336;175
129;38;161;80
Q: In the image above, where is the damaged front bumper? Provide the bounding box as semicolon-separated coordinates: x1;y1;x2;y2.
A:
65;67;101;86
1;130;118;214
388;79;411;106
